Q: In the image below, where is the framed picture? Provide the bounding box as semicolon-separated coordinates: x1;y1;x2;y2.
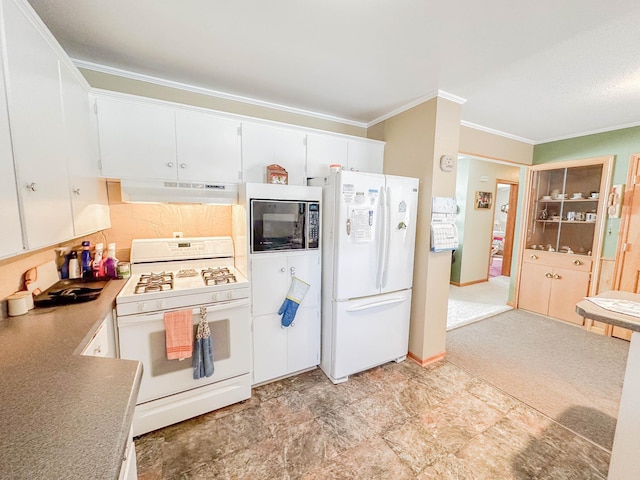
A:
475;191;492;209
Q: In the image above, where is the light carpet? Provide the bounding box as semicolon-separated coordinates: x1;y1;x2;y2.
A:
446;309;629;450
447;275;512;331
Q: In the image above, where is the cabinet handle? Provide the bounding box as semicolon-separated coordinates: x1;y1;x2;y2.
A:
545;272;553;278
280;267;286;273
552;273;561;280
27;182;37;192
290;267;295;276
530;254;538;260
94;346;102;355
573;259;583;266
73;188;81;196
180;163;187;169
167;162;174;168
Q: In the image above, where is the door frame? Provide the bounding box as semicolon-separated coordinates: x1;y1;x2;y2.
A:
613;153;640;290
490;180;519;278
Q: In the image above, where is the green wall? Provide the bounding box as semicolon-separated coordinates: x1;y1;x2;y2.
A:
532;125;640;258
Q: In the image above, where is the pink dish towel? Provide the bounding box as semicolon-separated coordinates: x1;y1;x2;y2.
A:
164;310;193;360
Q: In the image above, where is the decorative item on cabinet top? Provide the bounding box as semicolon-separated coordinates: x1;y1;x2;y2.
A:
266;164;288;185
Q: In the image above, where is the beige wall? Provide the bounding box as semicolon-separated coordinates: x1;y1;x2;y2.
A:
81;69;367;137
459;125;534;166
0;181;232;312
381;96;461;364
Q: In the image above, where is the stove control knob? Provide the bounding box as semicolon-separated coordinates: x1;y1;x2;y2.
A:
157;300;165;309
137;303;144;312
226;291;234;300
212;293;218;302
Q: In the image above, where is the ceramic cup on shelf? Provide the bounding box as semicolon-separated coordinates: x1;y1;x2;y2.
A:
590;192;599;199
575;212;586;221
571;192;583;199
567;211;576;221
586;213;597;222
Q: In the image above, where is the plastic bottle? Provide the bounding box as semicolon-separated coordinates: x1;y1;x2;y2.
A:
92;243;105;278
104;243;118;279
81;241;92;279
56;248;70;279
68;250;80;279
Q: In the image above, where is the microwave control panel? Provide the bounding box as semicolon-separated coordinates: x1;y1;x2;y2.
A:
307;202;320;249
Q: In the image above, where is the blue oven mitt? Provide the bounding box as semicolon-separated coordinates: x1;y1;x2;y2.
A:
278;276;310;327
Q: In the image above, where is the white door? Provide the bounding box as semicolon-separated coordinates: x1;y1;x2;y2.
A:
175;109;241;183
252;313;288;384
0;50;22;259
241;123;306;185
60;66;110;236
288;253;321;309
382;175;419;293
332;170;385;300
117;299;250;404
347;139;384;174
97;96;176;180
306;133;348;178
331;289;412;380
2;0;73;249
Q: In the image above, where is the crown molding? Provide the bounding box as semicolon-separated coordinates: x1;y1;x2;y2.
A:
537;120;640;144
72;59;368;128
367;90;467;127
460;120;535;145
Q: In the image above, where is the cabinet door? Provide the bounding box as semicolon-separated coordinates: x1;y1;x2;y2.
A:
287;307;320;373
241;123;306;185
0;48;23;259
518;262;552;316
97;96;176;180
288;253;321;309
60;68;110;236
250;255;290;316
2;0;73;249
347;139;384;174
252;313;288;384
306;133;348;178
548;267;590;325
175;109;241;183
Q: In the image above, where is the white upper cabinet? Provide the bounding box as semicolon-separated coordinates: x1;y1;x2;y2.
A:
97;96;177;180
306;133;348;179
0;47;23;259
175;109;241;183
347;139;384;174
241;122;306;186
1;0;73;249
61;68;110;236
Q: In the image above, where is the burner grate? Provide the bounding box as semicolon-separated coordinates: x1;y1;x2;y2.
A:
134;272;174;294
202;267;237;286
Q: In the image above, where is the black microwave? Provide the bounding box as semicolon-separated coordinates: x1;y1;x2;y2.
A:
250;199;320;253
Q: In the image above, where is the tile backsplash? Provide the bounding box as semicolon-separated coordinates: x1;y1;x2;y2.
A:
0;181;233;309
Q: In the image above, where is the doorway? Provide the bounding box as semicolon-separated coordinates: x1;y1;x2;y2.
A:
489;181;518;278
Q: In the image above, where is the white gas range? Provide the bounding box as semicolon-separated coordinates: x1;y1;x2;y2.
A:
115;236;251;436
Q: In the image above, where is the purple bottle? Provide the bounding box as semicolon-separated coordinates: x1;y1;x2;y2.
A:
104;243;118;279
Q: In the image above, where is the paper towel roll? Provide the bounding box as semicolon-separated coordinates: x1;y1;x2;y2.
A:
7;291;30;316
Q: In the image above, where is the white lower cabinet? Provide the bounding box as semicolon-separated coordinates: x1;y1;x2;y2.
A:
250;252;321;384
118;427;138;480
81;310;116;358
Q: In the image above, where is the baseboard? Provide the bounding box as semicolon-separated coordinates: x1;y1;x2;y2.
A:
408;351;446;367
450;278;488;287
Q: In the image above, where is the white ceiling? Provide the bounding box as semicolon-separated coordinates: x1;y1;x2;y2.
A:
26;0;640;144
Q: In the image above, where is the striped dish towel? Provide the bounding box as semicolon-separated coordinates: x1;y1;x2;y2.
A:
164;310;193;360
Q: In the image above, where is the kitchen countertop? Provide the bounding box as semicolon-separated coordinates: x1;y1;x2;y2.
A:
0;279;142;480
575;290;640;332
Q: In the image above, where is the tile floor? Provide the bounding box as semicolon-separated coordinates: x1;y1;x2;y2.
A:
135;360;610;479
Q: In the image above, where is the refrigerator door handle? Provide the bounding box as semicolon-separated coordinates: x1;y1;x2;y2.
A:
376;185;386;289
345;296;406;312
381;185;391;288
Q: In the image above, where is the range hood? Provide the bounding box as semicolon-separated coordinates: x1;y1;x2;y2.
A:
120;178;238;205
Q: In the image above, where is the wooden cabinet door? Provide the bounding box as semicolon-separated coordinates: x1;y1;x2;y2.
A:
97;96;176;180
0;49;23;259
306;133;348;178
60;67;110;236
518;262;552;316
548;267;590;325
2;0;73;249
175;109;241;183
347;139;384;174
241;123;306;185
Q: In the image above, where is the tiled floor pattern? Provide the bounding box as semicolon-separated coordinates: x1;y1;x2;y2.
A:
135;360;610;479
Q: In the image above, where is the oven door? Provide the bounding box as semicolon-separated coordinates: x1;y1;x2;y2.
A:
251;199;307;253
117;298;250;404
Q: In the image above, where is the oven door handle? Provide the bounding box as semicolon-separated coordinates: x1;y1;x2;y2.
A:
117;298;249;326
203;298;250;311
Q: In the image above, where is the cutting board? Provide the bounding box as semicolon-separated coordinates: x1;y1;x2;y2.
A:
24;260;60;296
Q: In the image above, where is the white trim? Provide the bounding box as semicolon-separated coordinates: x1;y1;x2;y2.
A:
366;90;467;127
73;59;368;128
461;120;535;145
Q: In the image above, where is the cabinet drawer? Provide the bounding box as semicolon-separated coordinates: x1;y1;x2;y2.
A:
522;249;591;271
81;321;109;357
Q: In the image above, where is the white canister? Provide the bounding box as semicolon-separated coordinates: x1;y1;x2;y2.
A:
7;291;31;316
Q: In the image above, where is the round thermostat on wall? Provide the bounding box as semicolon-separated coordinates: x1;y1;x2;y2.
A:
439;155;455;172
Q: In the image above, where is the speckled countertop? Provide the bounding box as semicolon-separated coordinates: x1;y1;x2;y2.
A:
0;279;142;480
576;290;640;332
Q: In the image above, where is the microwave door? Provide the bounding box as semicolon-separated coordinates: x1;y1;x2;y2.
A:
251;200;306;252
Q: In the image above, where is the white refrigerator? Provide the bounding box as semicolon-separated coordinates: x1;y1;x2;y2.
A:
309;170;419;383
